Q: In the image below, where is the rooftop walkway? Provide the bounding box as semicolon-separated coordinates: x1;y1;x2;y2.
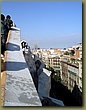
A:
4;28;42;106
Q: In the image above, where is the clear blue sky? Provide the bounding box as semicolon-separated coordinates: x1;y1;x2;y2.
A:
2;1;82;49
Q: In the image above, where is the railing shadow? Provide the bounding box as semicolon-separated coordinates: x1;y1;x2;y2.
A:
6;61;27;71
7;42;20;51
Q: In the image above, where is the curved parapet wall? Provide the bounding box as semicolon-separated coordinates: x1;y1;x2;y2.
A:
4;28;42;106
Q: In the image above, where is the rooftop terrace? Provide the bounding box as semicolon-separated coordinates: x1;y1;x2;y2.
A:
3;28;42;106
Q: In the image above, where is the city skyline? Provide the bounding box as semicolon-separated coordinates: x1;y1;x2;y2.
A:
2;1;82;49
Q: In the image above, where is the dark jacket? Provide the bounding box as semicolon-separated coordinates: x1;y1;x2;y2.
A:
1;20;6;35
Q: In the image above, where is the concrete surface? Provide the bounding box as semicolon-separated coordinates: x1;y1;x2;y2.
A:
4;29;42;106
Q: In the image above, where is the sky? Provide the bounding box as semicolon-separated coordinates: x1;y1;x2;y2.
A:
2;1;82;49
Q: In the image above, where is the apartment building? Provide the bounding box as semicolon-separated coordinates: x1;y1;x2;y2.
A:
68;64;79;91
60;61;68;86
60;59;82;92
31;44;82;92
48;56;60;72
78;61;82;91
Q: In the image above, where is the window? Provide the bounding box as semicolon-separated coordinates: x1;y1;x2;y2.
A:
68;70;76;76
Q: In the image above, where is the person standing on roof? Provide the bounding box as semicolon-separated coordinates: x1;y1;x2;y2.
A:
5;15;13;29
4;15;13;42
1;14;6;55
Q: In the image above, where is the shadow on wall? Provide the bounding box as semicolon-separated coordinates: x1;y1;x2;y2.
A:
10;28;20;31
6;61;27;71
7;42;20;51
50;78;82;106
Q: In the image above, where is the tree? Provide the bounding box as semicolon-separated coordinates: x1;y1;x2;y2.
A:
70;50;75;56
70;58;75;63
54;74;61;82
64;51;69;55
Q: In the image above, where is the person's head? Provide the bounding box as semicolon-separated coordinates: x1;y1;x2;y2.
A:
35;60;41;70
1;14;5;21
6;15;11;19
10;20;13;26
